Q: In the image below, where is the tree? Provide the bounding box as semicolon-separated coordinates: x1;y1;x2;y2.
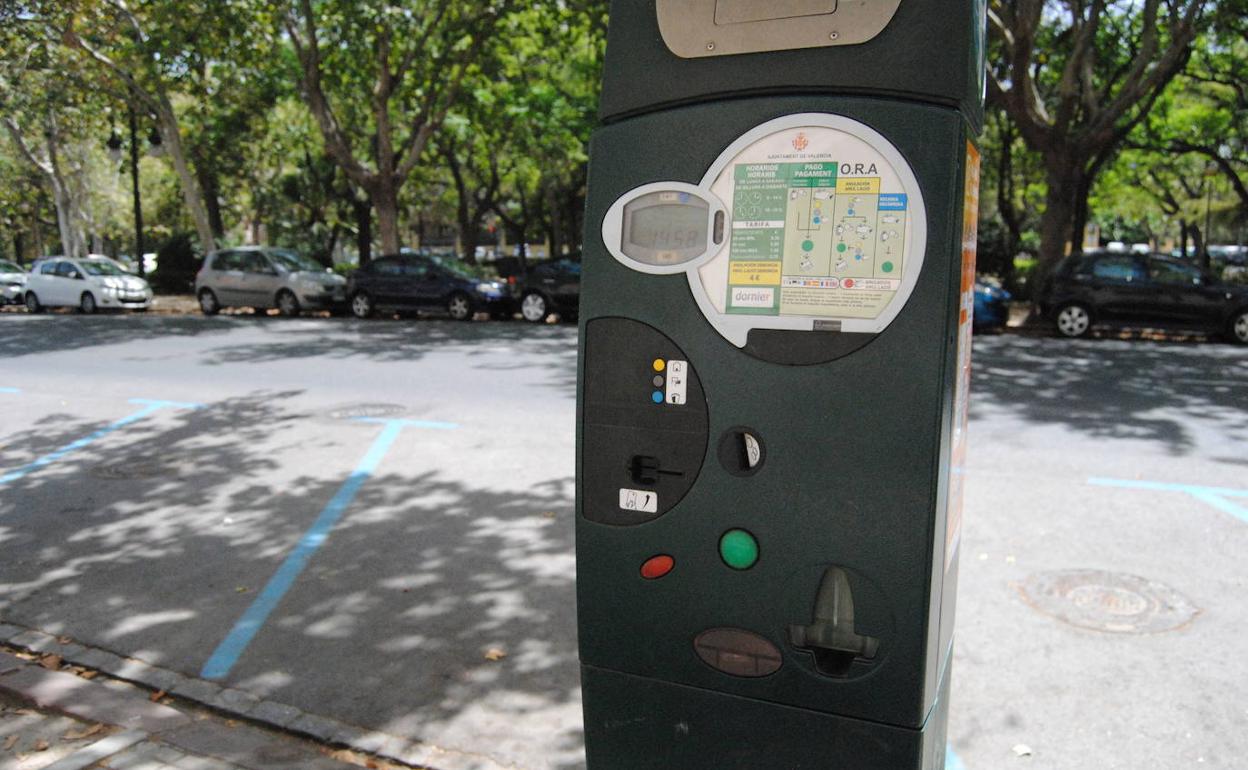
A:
988;0;1207;279
53;0;235;254
281;0;514;257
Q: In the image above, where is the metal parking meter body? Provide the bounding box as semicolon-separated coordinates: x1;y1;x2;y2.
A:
576;2;985;767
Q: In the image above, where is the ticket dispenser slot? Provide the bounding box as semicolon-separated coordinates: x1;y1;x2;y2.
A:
790;566;881;677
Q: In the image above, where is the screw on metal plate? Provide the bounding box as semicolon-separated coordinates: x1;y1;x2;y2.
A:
829;31;840;40
706;42;715;51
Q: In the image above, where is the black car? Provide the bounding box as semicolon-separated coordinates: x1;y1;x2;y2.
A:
515;258;581;323
1038;250;1248;344
347;254;512;320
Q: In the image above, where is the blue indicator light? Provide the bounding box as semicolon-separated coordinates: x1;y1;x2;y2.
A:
652;391;664;404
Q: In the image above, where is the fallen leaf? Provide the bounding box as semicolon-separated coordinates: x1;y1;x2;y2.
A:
33;739;49;751
80;670;98;680
3;735;17;751
1012;743;1033;757
39;654;62;670
57;636;73;645
235;586;250;593
63;723;104;741
365;760;379;769
541;511;556;519
149;690;166;702
484;648;507;662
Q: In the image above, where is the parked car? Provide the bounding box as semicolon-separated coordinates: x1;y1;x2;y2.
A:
972;279;1011;331
1;260;27;306
514;257;581;323
347;253;512;320
196;247;346;317
1038;249;1248;344
24;255;152;313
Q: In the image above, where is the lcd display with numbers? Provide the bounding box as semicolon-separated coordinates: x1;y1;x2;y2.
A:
621;192;710;265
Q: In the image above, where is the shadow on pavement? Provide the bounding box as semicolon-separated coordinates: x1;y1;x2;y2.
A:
0;391;584;768
971;334;1248;456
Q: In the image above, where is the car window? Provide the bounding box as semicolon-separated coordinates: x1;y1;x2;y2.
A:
1150;259;1203;286
241;253;272;274
211;251;241;271
402;260;433;278
80;259;127;277
39;261;60;276
372;259;403;277
0;260;22;273
267;249;323;273
1091;256;1145;283
56;262;82;279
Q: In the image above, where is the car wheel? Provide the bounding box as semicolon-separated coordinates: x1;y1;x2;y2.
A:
447;292;473;321
350;291;374;319
1229;310;1248;345
198;289;220;316
520;292;549;323
24;292;41;313
276;290;301;317
79;292;97;314
1054;303;1092;338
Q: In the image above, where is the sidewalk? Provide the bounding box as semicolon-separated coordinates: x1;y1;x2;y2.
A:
0;649;401;770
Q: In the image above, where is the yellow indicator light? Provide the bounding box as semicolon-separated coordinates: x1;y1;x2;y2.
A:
652;358;666;372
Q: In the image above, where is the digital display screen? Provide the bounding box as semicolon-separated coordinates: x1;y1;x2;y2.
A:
621;193;710;266
629;205;707;251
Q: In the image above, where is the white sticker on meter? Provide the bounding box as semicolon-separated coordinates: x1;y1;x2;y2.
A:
664;360;688;405
619;488;659;513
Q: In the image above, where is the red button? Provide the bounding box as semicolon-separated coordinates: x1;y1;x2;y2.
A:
640;554;675;579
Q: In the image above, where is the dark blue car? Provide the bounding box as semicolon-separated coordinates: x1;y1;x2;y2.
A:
347;254;512;320
973;280;1012;331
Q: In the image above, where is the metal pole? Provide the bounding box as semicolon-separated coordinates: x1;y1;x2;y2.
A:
129;103;145;277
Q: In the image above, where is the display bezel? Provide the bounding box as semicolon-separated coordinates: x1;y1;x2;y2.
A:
602;182;727;275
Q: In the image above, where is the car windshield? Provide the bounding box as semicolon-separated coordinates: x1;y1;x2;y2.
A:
0;260;23;273
267;249;324;273
79;259;128;276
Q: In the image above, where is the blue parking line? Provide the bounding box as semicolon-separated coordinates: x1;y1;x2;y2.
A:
0;398;203;486
200;417;458;680
0;387;19;394
946;746;968;770
1089;477;1248;524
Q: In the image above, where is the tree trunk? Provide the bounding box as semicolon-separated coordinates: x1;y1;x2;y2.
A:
196;161;225;238
1036;162;1083;285
373;176;401;255
352;193;373;265
154;97;216;254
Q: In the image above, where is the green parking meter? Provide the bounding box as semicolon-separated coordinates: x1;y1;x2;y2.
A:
576;2;986;767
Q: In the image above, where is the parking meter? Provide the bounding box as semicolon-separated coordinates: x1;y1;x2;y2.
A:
576;2;986;767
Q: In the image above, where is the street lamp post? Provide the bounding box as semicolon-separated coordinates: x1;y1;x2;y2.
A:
1202;162;1216;273
107;101;160;277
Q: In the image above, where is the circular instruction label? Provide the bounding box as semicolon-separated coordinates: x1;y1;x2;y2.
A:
601;114;926;349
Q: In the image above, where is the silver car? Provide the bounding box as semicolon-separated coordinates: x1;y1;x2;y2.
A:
195;247;347;317
0;260;27;306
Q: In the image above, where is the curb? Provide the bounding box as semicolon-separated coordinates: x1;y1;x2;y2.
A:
1;623;513;770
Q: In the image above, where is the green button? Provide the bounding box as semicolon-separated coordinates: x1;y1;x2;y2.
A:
719;529;759;570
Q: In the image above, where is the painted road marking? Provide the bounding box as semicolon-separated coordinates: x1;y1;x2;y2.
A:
0;398;203;486
1088;477;1248;524
946;746;967;770
0;387;19;394
200;417;458;680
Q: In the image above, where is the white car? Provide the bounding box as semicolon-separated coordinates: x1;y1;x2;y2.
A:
0;259;27;306
24;256;153;313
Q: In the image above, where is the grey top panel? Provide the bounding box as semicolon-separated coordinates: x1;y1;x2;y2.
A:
601;0;985;131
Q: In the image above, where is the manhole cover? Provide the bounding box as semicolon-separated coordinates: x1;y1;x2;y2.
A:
325;403;406;420
90;458;181;480
1017;569;1199;634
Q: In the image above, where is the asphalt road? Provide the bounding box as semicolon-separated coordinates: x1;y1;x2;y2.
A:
0;314;1245;769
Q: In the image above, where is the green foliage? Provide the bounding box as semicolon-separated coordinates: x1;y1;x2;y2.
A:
148;231;199;293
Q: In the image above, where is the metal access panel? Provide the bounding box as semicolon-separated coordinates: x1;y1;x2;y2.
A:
601;0;986;130
577;3;984;768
